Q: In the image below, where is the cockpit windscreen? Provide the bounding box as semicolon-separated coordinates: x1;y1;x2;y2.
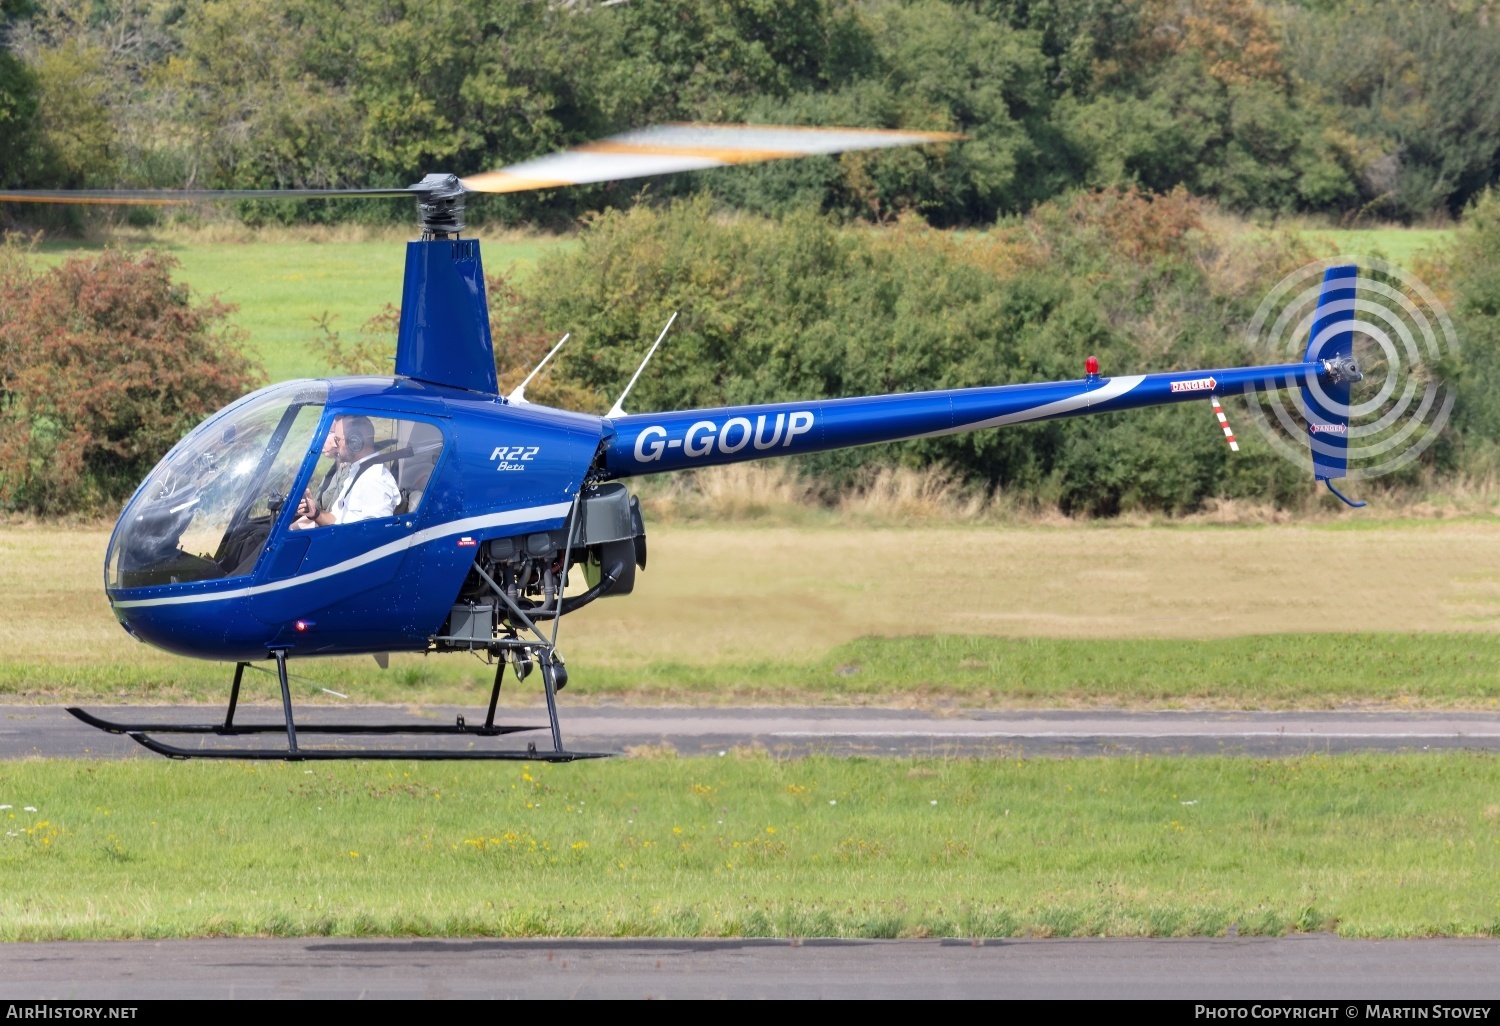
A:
106;381;328;588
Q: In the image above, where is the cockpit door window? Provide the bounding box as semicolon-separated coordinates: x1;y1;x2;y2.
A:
290;414;445;531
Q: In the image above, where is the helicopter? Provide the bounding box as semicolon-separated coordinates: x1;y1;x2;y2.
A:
0;123;1366;762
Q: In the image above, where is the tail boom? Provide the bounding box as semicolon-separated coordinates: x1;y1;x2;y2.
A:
603;360;1324;477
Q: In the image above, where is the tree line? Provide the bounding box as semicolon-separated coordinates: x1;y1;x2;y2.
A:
3;0;1500;226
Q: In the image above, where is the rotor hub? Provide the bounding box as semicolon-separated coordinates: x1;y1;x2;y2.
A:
411;173;467;237
1321;355;1363;385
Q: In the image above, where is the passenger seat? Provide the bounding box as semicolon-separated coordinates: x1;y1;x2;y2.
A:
395;422;443;515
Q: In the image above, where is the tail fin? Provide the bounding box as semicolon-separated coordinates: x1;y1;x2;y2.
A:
395;239;499;394
1301;265;1359;499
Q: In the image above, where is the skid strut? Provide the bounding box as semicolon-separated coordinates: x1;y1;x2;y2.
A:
67;655;607;762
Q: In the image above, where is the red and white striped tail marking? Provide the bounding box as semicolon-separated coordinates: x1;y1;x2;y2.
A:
1211;396;1239;452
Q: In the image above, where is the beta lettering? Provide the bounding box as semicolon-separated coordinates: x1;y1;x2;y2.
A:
489;445;539;472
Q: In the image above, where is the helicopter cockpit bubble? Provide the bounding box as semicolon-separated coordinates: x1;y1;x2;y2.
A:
106;380;329;589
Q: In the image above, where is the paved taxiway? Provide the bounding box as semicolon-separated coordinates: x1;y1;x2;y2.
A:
3;935;1500;998
4;704;1500;759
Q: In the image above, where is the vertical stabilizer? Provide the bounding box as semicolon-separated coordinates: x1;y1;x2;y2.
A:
394;239;499;394
1301;264;1357;483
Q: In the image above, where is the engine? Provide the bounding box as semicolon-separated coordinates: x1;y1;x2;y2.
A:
434;483;646;656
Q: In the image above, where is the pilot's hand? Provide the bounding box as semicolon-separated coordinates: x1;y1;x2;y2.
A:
296;490;315;518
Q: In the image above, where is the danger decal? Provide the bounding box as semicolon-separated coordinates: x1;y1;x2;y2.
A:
1170;377;1217;393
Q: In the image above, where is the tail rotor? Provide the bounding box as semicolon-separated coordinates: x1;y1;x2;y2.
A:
1242;257;1457;501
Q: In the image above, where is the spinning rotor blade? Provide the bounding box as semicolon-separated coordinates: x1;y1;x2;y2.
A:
0;124;963;217
461;123;965;193
0;186;417;205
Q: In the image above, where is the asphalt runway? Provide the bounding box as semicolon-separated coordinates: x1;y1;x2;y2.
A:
5;704;1500;759
3;935;1500;998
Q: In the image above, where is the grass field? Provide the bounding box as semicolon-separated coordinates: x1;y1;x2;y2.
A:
32;232;567;383
2;752;1497;940
1295;227;1454;265
5;519;1499;707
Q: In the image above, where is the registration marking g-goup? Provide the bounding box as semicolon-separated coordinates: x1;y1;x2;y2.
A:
632;410;816;463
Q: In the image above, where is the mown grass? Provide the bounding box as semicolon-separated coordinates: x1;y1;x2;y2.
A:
32;233;567;383
581;632;1500;707
1295;227;1454;265
5;632;1499;710
1;752;1497;940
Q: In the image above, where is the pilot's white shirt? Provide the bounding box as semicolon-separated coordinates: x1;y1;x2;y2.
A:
330;458;400;524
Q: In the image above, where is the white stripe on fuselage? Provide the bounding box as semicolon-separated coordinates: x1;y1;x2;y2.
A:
109;501;574;609
917;375;1146;437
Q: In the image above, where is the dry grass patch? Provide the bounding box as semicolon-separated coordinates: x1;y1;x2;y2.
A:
6;518;1500;706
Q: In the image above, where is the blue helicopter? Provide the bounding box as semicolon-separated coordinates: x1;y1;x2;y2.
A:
1;124;1365;761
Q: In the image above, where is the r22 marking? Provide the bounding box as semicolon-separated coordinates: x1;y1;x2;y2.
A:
490;445;539;472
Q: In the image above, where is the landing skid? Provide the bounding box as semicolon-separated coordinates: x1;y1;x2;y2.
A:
127;733;607;762
68;654;610;762
66;707;538;737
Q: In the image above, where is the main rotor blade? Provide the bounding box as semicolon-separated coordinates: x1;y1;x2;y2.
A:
0;124;964;207
461;123;964;194
0;187;417;206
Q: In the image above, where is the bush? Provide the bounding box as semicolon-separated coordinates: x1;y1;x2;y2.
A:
1441;189;1500;475
0;244;261;515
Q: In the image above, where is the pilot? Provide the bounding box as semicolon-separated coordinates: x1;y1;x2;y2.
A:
290;414;400;529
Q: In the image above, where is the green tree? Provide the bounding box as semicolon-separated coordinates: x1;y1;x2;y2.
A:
4;0;1493;223
0;51;40;188
1284;2;1500;219
31;41;117;186
1443;189;1500;467
0;0;41;189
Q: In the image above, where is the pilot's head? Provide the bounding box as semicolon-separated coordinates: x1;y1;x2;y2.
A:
326;415;376;464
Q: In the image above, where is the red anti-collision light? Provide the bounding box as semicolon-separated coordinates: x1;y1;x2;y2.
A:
294;619;312;632
1085;356;1100;377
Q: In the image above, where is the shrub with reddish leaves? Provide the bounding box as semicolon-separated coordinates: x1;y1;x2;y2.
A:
0;245;261;515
